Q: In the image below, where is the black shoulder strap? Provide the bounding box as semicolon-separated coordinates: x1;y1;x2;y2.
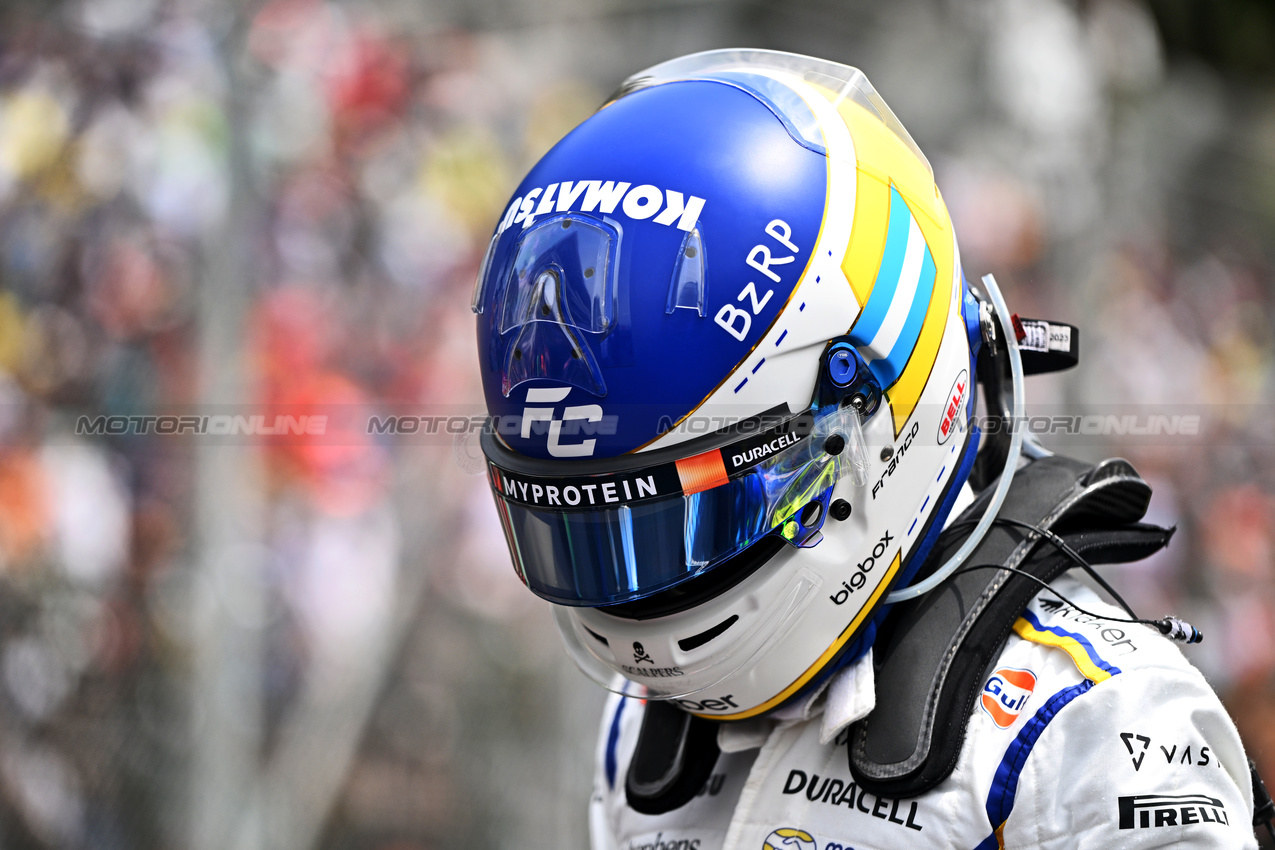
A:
848;455;1173;798
625;700;721;815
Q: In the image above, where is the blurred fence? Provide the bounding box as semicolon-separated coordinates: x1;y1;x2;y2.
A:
0;0;1271;848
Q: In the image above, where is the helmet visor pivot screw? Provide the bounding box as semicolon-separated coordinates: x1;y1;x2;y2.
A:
880;446;894;462
829;349;855;385
830;499;852;521
824;434;846;456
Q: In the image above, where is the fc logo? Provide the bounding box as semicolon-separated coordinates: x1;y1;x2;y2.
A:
521;387;603;457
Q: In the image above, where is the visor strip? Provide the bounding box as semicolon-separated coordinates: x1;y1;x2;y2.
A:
675;450;730;495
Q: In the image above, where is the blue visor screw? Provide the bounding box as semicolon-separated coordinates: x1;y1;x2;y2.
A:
829;349;855;386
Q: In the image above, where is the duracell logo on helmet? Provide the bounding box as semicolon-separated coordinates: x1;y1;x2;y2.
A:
722;413;814;473
496;180;705;234
729;430;802;470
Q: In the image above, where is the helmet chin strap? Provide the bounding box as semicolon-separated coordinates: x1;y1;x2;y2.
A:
884;273;1026;604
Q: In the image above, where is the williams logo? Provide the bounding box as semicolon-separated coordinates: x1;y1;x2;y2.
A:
1117;793;1229;829
980;666;1037;728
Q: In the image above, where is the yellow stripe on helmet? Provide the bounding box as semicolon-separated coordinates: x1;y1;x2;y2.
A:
884;187;957;435
841;162;890;306
815;93;957;436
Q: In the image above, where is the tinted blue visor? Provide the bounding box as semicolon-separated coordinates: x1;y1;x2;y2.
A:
482;405;868;607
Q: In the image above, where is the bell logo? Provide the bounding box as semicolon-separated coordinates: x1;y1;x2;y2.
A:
937;369;968;445
980;666;1037;728
521;387;603;457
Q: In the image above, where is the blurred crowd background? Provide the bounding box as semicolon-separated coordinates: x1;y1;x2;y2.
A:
0;0;1272;847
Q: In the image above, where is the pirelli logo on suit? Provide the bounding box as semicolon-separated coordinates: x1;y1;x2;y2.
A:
1117;793;1229;829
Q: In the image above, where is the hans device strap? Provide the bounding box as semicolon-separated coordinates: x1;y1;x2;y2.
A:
625;700;721;815
848;454;1172;798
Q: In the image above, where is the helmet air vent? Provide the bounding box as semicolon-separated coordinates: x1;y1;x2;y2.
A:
677;614;739;652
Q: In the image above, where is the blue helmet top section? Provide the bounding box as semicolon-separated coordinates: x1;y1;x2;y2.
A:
475;79;829;458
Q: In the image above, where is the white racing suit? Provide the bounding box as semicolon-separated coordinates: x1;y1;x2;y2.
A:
590;576;1258;849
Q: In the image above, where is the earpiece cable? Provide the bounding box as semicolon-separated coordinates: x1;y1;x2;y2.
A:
928;513;1200;643
990;516;1139;619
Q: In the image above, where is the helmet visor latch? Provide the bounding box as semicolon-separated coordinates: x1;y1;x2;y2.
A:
816;339;882;417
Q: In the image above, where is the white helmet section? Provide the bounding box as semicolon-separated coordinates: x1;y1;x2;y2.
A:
555;233;972;720
642;71;861;453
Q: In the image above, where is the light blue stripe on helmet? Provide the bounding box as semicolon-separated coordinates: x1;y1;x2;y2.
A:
869;245;936;388
850;185;914;346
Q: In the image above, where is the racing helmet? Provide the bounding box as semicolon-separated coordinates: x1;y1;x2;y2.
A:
473;50;991;721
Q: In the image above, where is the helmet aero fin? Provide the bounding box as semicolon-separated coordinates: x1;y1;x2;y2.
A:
496;214;618;397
